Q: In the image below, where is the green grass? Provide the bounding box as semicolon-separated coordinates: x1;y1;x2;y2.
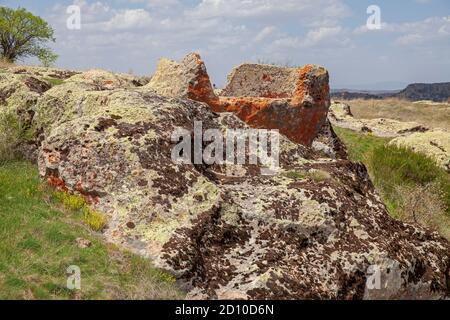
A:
0;161;183;300
284;169;332;182
334;126;450;239
44;78;64;87
368;145;450;217
333;126;389;162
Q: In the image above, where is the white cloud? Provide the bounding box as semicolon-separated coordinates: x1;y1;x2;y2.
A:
254;26;277;42
353;16;450;47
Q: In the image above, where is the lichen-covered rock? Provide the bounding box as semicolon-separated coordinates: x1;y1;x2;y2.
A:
37;84;450;300
147;53;331;147
67;69;146;90
390;130;450;172
6;65;79;80
221;63;299;98
0;70;56;161
329;101;429;137
146;53;219;108
34;69;153;136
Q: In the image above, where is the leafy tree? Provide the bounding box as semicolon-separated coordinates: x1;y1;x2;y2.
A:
0;6;58;66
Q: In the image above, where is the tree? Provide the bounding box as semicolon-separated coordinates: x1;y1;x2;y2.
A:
0;6;58;66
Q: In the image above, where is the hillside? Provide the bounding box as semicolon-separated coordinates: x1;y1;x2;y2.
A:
332;82;450;102
393;82;450;102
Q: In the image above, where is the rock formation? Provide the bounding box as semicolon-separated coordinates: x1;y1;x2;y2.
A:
1;58;450;299
147;54;330;147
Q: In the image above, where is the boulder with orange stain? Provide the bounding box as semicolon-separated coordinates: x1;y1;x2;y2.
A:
147;53;330;146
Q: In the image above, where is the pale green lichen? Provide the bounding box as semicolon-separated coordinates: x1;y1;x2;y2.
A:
140;176;220;245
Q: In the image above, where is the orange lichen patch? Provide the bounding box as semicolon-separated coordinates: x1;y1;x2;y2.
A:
187;54;221;110
47;174;68;192
292;64;313;105
218;96;328;146
75;181;100;205
152;53;330;146
47;153;60;165
261;91;290;99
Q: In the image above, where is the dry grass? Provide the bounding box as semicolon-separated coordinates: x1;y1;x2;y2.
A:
339;98;450;131
0;58;14;70
395;184;450;240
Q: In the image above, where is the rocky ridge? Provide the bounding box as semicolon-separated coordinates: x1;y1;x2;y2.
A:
1;57;449;299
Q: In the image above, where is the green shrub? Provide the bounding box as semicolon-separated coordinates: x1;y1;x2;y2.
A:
0;110;24;164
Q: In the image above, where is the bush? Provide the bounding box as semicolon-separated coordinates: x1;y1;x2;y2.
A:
0;110;24;164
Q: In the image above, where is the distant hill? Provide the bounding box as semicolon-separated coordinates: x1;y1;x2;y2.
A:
331;82;450;102
393;83;450;102
330;91;383;100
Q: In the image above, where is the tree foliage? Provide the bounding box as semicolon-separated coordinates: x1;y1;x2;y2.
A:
0;6;57;66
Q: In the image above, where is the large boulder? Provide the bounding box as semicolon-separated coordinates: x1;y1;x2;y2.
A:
147;53;331;147
36;81;450;299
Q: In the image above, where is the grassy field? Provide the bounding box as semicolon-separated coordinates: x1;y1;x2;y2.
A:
0;161;184;300
339;98;450;131
334;127;450;240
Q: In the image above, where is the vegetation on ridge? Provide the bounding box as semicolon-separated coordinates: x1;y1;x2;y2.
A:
335;126;450;240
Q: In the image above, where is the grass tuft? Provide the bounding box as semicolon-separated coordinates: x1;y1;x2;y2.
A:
284;169;332;182
44;78;64;87
82;207;107;232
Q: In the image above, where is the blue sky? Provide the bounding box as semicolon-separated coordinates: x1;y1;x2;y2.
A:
1;0;449;89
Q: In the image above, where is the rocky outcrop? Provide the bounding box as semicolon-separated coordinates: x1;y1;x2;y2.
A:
390;130;450;172
29;67;450;299
1;62;449;299
329;101;430;137
147;54;330;146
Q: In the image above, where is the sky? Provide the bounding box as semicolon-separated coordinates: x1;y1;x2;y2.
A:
1;0;449;89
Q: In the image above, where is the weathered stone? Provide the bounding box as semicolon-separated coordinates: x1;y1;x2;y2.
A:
147;53;331;147
75;237;92;248
221;63;299;98
36;86;450;300
146;53;220;108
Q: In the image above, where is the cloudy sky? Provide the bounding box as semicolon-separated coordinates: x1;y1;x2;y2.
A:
1;0;449;89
